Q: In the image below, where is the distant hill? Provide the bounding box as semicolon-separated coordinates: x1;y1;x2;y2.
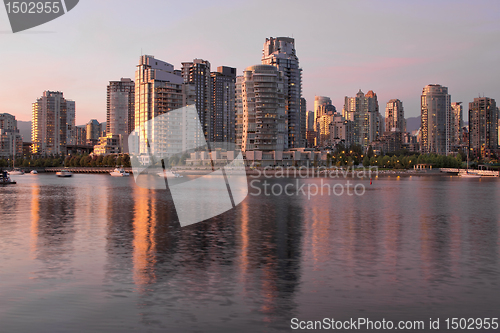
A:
17;120;31;142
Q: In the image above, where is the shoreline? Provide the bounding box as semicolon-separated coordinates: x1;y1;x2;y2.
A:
6;167;496;178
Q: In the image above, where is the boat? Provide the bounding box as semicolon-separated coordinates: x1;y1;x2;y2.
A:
30;170;38;175
459;148;481;178
0;170;16;185
8;157;24;175
110;167;130;177
56;170;73;177
157;169;183;178
459;172;481;178
8;168;24;175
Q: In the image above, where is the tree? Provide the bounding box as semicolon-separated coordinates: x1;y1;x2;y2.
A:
122;155;131;167
367;145;374;158
382;156;391;168
363;155;370;167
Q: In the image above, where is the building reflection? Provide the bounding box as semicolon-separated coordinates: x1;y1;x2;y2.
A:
236;183;303;323
417;179;452;281
29;183;76;276
132;186;159;289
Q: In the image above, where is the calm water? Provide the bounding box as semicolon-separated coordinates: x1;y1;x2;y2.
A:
0;174;499;332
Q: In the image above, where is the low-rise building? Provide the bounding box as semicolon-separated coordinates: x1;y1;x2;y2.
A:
93;133;122;155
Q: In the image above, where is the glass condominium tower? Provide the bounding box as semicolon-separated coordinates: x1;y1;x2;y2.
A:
420;84;451;155
239;65;287;152
262;37;303;148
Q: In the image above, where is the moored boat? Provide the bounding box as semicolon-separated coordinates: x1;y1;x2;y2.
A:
157;170;183;178
0;170;16;185
56;170;73;177
110;167;130;177
459;171;481;178
459;148;481;178
8;168;24;175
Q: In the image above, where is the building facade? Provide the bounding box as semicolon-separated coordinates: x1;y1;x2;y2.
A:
451;102;463;148
385;99;405;133
0;113;22;158
329;113;353;148
182;59;212;141
107;78;135;144
420;84;451;155
66;100;76;146
239;65;287;152
343;89;381;148
32;91;68;155
235;76;244;149
135;55;186;156
300;97;307;147
93;133;122;155
262;37;302;148
469;97;498;158
211;66;236;149
313;96;332;130
86;119;102;145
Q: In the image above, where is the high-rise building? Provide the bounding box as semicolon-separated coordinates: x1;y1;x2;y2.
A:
329;113;353;147
314;96;332;130
86;119;102;146
306;110;315;131
235;76;244;149
451;102;463;147
239;65;287;152
32;91;68;155
210;66;236;149
0;113;22;158
66;100;76;146
107;78;135;137
420;84;451;155
107;78;134;153
385;99;405;133
306;110;315;148
300;97;307;147
313;96;336;146
262;37;302;148
469;97;498;158
135;55;187;156
182;59;212;141
76;125;87;145
343;89;381;148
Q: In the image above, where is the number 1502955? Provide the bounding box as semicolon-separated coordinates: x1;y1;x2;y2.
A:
5;2;61;14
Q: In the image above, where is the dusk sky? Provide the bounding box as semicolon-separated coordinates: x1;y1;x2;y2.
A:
1;0;499;125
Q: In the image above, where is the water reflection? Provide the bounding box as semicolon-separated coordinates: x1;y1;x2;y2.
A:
29;182;76;279
1;175;500;331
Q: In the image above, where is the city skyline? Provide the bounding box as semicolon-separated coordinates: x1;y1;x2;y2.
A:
0;0;499;124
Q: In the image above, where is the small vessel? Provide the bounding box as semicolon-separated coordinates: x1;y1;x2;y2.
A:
9;157;24;175
8;168;24;175
56;170;73;177
30;170;38;175
459;149;481;178
110;167;130;177
459;172;481;178
0;170;16;185
157;169;183;178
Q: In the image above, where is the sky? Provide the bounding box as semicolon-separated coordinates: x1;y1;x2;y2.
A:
0;0;499;125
